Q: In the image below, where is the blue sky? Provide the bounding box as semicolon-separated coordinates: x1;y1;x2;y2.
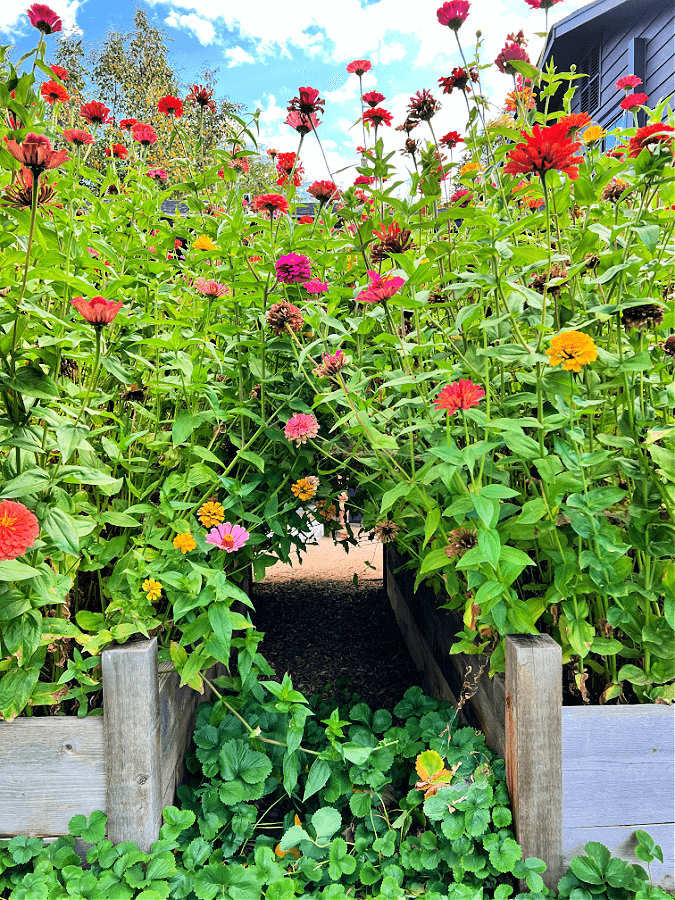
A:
2;0;592;189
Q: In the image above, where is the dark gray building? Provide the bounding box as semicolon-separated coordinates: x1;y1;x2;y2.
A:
539;0;674;134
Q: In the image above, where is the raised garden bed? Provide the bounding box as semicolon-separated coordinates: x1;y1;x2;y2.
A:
384;545;675;892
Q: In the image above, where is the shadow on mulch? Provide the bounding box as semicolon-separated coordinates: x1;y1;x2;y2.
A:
250;578;422;713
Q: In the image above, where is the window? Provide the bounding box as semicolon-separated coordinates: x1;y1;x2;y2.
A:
603;113;623;150
578;45;601;115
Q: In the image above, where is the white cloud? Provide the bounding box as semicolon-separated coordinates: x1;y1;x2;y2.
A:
0;0;83;36
165;11;216;44
224;46;255;66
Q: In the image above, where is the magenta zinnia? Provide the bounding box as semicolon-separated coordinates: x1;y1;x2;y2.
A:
616;75;642;92
494;41;530;75
503;122;583;181
356;270;405;304
434;379;485;414
205;522;249;553
284;413;320;445
27;3;62;34
437;0;470;29
363;91;386;107
276;252;312;284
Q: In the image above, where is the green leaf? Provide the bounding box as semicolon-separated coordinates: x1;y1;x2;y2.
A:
219;739;273;784
172;411;201;447
303;758;331;802
478;530;500;568
68;809;107;844
100;511;142;527
8;365;59;400
311;806;342;843
161;806;196;841
42;507;80;555
207;603;233;659
328;837;357;879
418;548;451;576
379;481;412;516
0;665;40;720
279;824;311;851
146;851;177;880
239;450;265;472
0;559;40;581
423;506;441;547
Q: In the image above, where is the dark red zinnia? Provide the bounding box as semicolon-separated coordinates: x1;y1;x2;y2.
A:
119;117;138;132
186;84;216;112
438;66;479;94
440;131;463;149
105;143;129;160
627;123;675;158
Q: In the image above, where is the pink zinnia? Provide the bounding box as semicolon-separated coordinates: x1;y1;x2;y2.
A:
146;167;168;180
252;193;290;217
523;0;562;8
27;3;62;34
304;278;329;294
132;124;158;146
276;252;312;284
285;413;320;446
195;278;230;297
71;295;123;326
619;92;649;112
205;522;249;553
437;0;470;30
4;133;68;175
63;128;93;146
80;101;110;126
616;75;642;92
356;270;405;304
434;379;485;414
495;42;530;75
450;188;472;206
285;110;320;135
354;175;375;186
0;500;39;560
347;59;372;76
363;91;386;108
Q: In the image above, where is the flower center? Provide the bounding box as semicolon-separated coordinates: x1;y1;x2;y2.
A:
0;513;15;527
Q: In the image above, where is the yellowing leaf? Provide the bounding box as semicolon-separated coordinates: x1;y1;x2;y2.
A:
414;751;460;797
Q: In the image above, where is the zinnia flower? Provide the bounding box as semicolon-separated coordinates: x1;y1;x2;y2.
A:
363;91;386;107
438;66;479;94
63;128;93;146
307;180;338;205
346;60;372;76
363;107;393;128
494;41;531;75
173;533;197;554
621;304;664;332
356;270;405;304
119;117;138;132
195;278;229;297
132;123;158;146
449;188;473;206
503;122;583;181
434;379;485;414
616;75;642;91
275;151;304;187
628;123;675;158
5;133;68;176
439;130;463;149
304;278;329;294
444;528;478;559
354;175;375;186
71;295;123;326
299;215;313;224
437;0;470;29
582;125;605;143
0;500;39;560
1;167;58;209
142;578;162;601
187;84;216;112
276;252;312;284
158;95;183;117
40;80;69;104
291;478;319;501
49;64;68;80
197;500;225;527
558;113;592;136
193;235;218;251
105;143;129;160
313;349;347;377
252;193;290;217
523;0;562;7
285;413;320;445
285;110;320;135
205;522;250;553
287;86;325;117
374;520;399;543
27;3;62;34
315;500;337;521
80;101;110;126
546;331;597;371
266;301;304;335
620;92;649;112
407;89;441;122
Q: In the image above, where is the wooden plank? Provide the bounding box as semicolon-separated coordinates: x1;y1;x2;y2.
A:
563;823;675;892
505;634;563;892
102;637;161;852
0;719;105;837
562;705;675;826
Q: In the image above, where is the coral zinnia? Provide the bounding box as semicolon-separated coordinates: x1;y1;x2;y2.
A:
363;107;393;128
197;500;225;527
276;252;312;284
620;92;649;112
5;133;69;176
627;123;675;158
546;331;597;371
308;180;338;204
63;128;93;146
252;193;290;217
434;379;485;413
284;413;319;445
40;80;69;104
504;122;583;181
616;75;642;92
71;295;123;326
356;270;405;304
132;123;158;146
363;91;386;107
275;151;304;187
146;167;168;180
105;143;128;160
27;3;62;34
158;95;183;117
558;112;592;136
173;533;197;554
50;64;68;81
119;118;138;132
80;101;110;126
346;60;372;76
0;500;39;560
205;522;250;553
195;278;229;297
437;0;470;30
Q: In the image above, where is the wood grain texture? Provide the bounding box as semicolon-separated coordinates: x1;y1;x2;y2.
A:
505;634;563;892
102;637;161;852
563;823;674;892
0;719;105;837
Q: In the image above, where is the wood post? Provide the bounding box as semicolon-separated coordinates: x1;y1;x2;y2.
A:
505;634;563;891
102;637;162;852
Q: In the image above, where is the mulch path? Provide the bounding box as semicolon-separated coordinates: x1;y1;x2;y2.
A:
250;577;422;712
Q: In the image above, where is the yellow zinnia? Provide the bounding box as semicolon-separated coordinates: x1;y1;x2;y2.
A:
194;235;218;252
460;162;481;177
546;331;598;372
142;578;162;601
173;533;197;554
291;478;318;502
582;125;605;144
197;500;225;528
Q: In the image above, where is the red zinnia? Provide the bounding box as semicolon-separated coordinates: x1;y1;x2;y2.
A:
275;151;304;187
440;131;463;149
49;64;68;81
354;175;375;186
299;215;313;224
347;59;371;76
63;129;93;147
27;3;62;34
132;124;158;146
119;118;138;132
363;91;386;107
186;84;216;113
40;80;69;104
449;188;473;206
494;41;530;75
288;87;325;117
252;193;290;217
308;180;338;204
105;143;129;160
616;75;642;92
363;107;393;128
439;66;479;94
434;379;485;414
158;95;184;117
627;123;675;158
619;92;649;112
503;122;583;181
558;112;592;136
0;500;39;561
80;101;110;126
71;295;123;326
437;0;470;30
5;133;68;176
